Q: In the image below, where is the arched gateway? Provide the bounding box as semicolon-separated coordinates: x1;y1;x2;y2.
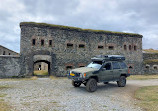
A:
33;55;51;76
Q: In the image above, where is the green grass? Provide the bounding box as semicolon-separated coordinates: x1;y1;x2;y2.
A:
34;70;48;76
0;86;11;111
135;86;158;111
20;22;142;37
143;49;158;53
128;75;158;80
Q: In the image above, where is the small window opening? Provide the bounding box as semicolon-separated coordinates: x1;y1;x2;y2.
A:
124;45;127;50
66;66;73;70
154;66;157;70
98;45;104;49
79;44;85;48
134;46;137;51
49;40;52;46
146;66;149;69
41;39;44;46
32;39;36;45
67;43;73;48
108;46;114;50
129;66;133;69
9;53;11;55
3;51;5;55
129;45;132;50
79;65;85;68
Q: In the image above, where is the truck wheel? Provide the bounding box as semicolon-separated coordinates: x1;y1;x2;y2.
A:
72;81;81;87
117;76;126;87
86;78;97;92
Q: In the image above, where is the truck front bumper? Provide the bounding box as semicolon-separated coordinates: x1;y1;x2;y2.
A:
67;74;86;82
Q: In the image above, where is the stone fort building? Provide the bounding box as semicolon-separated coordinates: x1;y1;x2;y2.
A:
0;22;143;77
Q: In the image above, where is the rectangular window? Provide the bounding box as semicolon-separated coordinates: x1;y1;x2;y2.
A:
108;46;114;50
3;51;5;55
41;39;44;46
66;66;72;70
32;39;36;45
9;53;11;55
98;45;104;49
79;65;85;68
112;62;120;69
124;45;127;50
129;45;132;50
49;40;52;46
67;43;73;48
134;46;137;51
79;44;85;48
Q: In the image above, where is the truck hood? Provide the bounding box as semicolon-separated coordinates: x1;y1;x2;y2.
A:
71;67;98;73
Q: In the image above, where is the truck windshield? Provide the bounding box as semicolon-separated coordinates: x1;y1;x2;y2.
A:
87;61;102;69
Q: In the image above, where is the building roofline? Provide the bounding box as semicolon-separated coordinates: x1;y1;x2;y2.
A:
0;45;19;54
20;22;143;38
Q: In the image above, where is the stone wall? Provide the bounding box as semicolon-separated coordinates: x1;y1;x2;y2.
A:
143;52;158;74
0;45;19;55
0;55;20;78
143;53;158;60
20;22;143;76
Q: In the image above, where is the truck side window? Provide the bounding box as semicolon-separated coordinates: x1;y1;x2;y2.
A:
119;62;127;69
104;63;111;70
112;62;120;69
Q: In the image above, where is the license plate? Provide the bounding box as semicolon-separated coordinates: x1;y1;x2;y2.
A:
70;73;75;76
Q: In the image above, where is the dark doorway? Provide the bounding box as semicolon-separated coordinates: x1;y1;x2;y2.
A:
33;60;50;76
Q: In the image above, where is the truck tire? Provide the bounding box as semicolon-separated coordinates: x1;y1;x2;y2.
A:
86;78;97;92
117;76;126;87
72;81;81;87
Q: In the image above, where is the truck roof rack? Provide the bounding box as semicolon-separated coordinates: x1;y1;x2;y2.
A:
91;55;125;61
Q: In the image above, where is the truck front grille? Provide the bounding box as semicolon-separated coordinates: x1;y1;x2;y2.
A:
72;71;80;77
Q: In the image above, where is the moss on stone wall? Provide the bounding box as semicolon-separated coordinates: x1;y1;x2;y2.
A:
143;49;158;53
144;59;158;64
20;22;142;37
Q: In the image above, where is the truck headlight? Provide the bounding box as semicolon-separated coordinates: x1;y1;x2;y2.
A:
84;73;86;77
80;73;83;78
69;71;72;75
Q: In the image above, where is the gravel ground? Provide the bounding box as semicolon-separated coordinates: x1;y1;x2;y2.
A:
0;78;158;111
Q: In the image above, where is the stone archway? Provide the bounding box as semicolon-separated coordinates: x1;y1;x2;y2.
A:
33;55;52;76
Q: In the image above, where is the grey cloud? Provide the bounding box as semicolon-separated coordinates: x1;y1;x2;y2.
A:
0;0;158;52
21;0;79;17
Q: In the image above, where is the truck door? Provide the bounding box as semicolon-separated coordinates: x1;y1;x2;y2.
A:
100;62;113;81
112;62;121;80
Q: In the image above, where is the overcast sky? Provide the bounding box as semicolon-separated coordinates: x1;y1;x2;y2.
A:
0;0;158;53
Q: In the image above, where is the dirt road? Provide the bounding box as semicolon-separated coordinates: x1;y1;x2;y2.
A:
0;78;158;111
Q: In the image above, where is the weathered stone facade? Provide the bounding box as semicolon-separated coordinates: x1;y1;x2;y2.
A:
0;55;20;78
0;45;19;55
143;52;158;74
0;45;20;78
19;22;143;77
